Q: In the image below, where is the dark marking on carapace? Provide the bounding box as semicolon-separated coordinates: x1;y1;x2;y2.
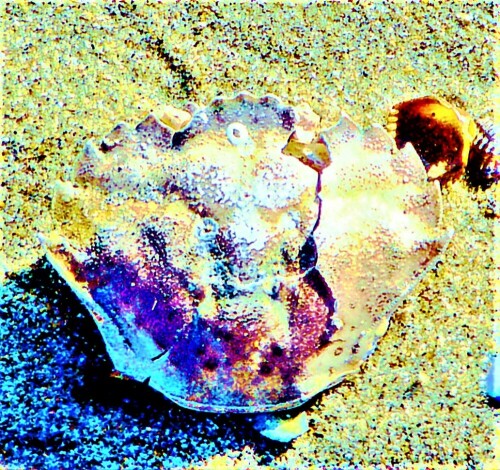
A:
271;343;284;357
303;268;338;346
259;362;273;375
208;233;241;300
142;225;205;305
298;235;318;271
203;357;219;371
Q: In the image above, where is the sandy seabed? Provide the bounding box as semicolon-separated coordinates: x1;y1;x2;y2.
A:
1;1;498;468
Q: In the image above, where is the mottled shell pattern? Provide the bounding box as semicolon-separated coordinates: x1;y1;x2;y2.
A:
41;93;451;414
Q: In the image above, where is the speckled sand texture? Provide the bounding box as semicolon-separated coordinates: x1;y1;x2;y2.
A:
1;1;498;468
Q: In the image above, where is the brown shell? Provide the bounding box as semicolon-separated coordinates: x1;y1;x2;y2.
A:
387;95;499;189
40;93;450;413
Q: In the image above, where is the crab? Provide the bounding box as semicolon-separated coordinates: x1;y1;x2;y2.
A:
41;92;486;442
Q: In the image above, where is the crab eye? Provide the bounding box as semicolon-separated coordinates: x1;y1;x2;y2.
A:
226;122;251;146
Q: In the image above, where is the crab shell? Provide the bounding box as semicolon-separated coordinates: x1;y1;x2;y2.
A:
41;93;451;414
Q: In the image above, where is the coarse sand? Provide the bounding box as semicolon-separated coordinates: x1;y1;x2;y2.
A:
1;1;498;468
